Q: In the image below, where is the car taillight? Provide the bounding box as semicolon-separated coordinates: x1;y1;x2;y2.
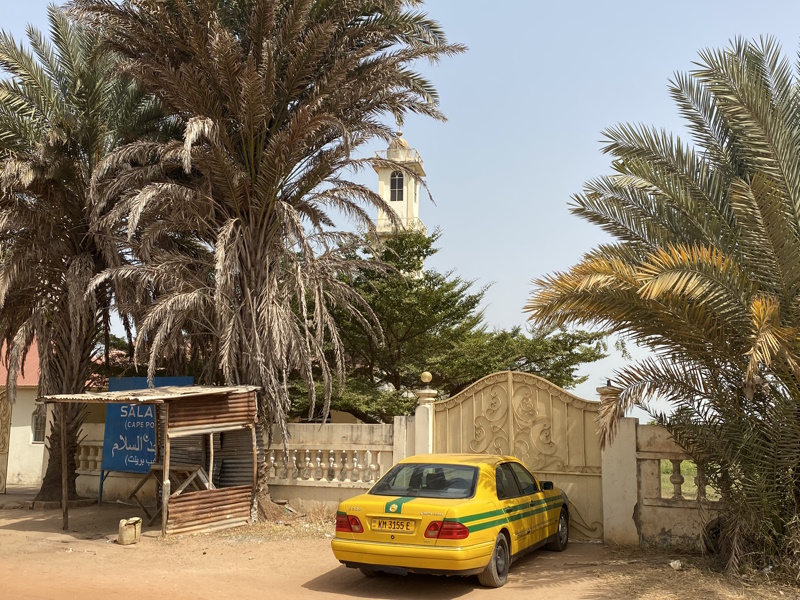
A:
424;521;469;540
348;515;363;533
335;514;351;532
336;513;364;533
425;521;442;538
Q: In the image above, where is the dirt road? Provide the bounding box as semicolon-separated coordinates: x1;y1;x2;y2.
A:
0;504;789;599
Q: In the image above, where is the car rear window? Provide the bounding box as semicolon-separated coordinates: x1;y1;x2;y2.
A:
369;463;479;499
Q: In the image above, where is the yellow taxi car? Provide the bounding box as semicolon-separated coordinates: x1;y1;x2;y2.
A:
331;454;569;587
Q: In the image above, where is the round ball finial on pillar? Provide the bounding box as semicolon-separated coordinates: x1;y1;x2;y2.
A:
416;371;437;405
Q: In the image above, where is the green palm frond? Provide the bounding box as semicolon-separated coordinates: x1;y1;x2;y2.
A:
527;36;800;574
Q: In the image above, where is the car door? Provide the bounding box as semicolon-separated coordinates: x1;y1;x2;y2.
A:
507;462;549;544
494;463;532;554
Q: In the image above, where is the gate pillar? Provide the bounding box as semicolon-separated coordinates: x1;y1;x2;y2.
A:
414;372;437;455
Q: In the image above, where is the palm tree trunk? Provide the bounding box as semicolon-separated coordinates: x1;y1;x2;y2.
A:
34;403;85;502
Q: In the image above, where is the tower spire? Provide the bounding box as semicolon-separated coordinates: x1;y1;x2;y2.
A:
373;131;426;238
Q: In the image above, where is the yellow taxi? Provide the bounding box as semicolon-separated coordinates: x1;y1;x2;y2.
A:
331;454;569;587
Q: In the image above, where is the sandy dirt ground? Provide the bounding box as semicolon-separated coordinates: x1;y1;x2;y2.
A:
0;503;795;600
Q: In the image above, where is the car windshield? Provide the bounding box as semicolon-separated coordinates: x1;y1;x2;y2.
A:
369;463;479;499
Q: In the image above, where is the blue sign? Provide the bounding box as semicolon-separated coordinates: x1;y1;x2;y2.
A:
101;377;193;474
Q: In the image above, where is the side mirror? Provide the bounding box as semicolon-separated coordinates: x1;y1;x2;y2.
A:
541;481;554;491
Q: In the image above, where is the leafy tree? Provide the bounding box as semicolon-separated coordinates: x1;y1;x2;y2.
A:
526;38;800;575
76;0;465;450
436;326;607;396
304;230;606;423
339;230;486;391
0;7;162;501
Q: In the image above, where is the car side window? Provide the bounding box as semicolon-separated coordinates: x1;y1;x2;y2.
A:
509;463;540;495
495;464;522;500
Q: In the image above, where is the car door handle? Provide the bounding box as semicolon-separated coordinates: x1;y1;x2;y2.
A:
504;507;513;513
529;501;537;507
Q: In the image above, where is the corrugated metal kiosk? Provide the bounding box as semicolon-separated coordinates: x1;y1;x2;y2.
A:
41;385;260;536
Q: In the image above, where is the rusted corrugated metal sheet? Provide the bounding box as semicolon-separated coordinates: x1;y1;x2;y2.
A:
168;391;257;430
214;429;255;487
166;486;252;535
171;434;204;466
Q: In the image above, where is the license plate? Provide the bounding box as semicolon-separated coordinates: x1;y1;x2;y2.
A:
372;519;415;532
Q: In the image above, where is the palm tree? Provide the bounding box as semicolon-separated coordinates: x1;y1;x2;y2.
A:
526;38;800;573
0;6;162;500
75;0;465;447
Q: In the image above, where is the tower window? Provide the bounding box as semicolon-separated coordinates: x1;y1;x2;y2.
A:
32;403;46;443
390;171;404;201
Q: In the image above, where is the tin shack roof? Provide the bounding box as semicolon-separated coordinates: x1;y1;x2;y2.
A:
39;385;260;404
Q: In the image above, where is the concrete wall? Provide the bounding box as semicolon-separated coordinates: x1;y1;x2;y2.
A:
6;388;45;486
601;417;723;548
635;424;723;549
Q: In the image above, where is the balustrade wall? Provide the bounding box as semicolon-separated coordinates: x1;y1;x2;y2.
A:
601;417;723;548
635;424;723;547
265;418;410;512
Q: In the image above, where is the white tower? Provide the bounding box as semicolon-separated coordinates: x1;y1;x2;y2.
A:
374;130;426;237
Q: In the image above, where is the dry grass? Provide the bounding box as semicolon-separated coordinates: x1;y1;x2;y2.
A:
218;500;335;544
304;501;335;528
595;546;797;599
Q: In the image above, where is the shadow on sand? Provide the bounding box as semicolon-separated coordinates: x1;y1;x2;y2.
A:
0;501;157;542
302;541;608;599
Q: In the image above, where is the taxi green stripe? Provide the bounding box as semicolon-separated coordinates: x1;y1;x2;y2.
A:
467;499;564;533
384;496;416;514
444;494;564;524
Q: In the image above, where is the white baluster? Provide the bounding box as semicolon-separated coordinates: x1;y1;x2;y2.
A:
327;449;335;482
294;450;303;480
280;450;294;479
314;450;322;481
344;450;355;482
303;449;311;480
368;451;378;482
332;451;342;482
356;451;366;482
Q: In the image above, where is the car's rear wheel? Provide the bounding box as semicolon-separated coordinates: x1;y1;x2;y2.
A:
359;567;383;577
546;508;569;552
478;533;510;587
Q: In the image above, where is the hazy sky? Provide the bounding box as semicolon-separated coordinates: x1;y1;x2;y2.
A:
4;0;800;403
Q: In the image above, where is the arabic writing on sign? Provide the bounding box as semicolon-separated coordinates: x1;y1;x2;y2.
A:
101;403;157;474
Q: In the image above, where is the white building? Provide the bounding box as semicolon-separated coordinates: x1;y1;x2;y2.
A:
374;131;427;237
0;344;46;492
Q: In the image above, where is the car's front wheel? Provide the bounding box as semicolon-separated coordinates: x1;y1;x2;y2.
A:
478;533;510;587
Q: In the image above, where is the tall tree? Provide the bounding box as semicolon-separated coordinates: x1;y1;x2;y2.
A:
0;6;162;500
526;38;800;575
314;229;485;422
76;0;465;445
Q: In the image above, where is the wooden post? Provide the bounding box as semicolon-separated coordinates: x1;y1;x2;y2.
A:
161;404;170;537
60;403;68;531
251;423;258;523
251;424;257;488
207;433;214;487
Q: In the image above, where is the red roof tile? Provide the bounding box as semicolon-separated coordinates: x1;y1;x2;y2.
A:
0;340;39;387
